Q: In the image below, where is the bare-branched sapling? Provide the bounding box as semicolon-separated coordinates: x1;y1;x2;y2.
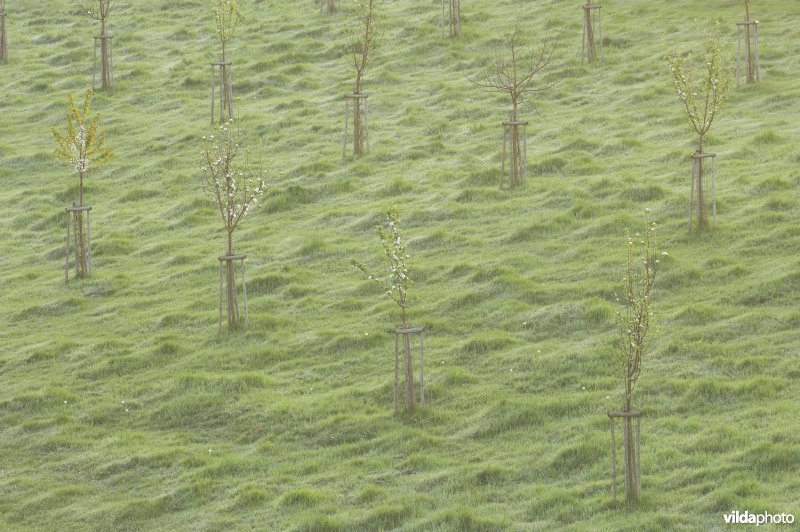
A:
81;0;115;90
469;23;560;188
210;0;242;122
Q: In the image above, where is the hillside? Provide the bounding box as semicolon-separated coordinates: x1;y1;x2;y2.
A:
1;0;799;529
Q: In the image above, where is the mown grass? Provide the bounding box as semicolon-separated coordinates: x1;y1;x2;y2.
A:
1;0;799;529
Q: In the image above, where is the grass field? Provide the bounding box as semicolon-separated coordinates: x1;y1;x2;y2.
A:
1;0;799;529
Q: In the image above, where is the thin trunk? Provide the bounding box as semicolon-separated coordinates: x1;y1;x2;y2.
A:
697;158;707;228
403;332;416;412
353;75;363;154
623;416;637;503
226;232;238;329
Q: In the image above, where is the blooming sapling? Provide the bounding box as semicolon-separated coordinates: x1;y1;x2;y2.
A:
353;207;420;411
52;89;113;278
611;211;666;503
200;120;267;330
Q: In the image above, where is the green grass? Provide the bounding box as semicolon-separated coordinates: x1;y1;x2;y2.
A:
2;0;800;529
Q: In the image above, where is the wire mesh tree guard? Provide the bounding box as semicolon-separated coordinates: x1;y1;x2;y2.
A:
609;410;641;503
210;60;234;124
218;254;249;333
342;92;370;156
92;34;114;90
581;2;603;64
501;118;528;189
689;151;717;230
440;0;461;38
393;326;425;415
65;205;93;282
0;10;8;63
736;19;761;87
320;0;335;14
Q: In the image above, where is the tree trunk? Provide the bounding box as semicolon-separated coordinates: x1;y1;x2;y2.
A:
623;416;638;503
100;19;111;90
403;331;416;412
226;232;239;329
353;75;363;155
75;171;88;278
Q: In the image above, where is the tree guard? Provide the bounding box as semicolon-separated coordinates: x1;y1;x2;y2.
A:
393;326;425;415
736;20;761;87
320;0;335;14
343;93;369;156
65;205;93;282
210;60;234;124
441;0;461;38
501;119;528;189
93;34;114;90
689;151;716;230
609;410;641;503
218;254;248;333
0;11;8;63
581;2;603;64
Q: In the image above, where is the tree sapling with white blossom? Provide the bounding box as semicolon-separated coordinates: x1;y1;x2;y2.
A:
353;207;422;413
201;120;267;331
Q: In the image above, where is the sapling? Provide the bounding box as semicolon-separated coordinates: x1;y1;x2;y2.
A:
211;0;242;122
612;212;665;503
668;37;732;229
346;0;384;154
352;207;418;412
200;120;267;331
321;0;335;15
52;89;113;279
80;0;114;90
469;22;560;188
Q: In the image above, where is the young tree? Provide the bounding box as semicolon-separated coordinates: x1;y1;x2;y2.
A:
52;89;114;278
200;120;267;331
81;0;114;90
211;0;242;122
352;207;418;412
469;23;559;188
346;0;384;154
612;213;665;503
668;37;733;228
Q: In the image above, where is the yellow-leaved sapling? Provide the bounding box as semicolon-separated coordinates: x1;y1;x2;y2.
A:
668;37;733;229
52;88;113;279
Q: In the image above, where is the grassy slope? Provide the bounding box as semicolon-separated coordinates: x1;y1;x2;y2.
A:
1;0;799;529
